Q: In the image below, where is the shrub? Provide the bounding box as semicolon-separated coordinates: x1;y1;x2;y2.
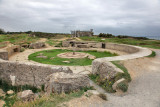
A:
55;42;62;47
98;93;107;100
99;33;115;38
0;79;40;93
147;51;156;57
20;47;25;52
116;82;128;92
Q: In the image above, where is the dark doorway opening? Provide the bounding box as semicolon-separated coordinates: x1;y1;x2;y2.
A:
70;42;74;47
102;43;106;49
13;48;18;52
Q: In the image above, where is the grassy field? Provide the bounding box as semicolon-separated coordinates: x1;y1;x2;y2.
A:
28;49;117;66
0;34;39;45
80;36;160;49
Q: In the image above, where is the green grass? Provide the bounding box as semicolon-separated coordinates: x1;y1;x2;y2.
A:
46;39;59;46
111;61;131;82
89;74;115;93
147;51;156;57
0;43;7;48
116;82;128;92
0;34;39;45
80;36;160;49
28;49;117;66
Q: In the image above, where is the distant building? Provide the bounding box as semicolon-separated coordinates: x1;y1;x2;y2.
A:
71;29;93;37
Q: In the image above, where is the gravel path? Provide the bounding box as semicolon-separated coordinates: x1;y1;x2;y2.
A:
91;49;160;107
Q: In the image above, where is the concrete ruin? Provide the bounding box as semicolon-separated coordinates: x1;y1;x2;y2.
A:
0;41;152;93
62;41;103;48
0;45;20;60
71;29;93;37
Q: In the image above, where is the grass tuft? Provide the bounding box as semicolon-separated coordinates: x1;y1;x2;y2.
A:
147;51;156;57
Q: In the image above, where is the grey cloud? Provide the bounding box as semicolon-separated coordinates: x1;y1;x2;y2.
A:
0;0;160;36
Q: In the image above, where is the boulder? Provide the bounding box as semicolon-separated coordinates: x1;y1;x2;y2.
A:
45;72;90;93
17;90;35;101
86;90;100;95
21;44;29;48
7;90;14;95
0;89;5;96
112;78;126;91
87;55;96;60
62;61;70;63
29;42;45;49
36;56;48;59
0;100;5;107
38;53;44;56
92;61;123;80
50;57;55;60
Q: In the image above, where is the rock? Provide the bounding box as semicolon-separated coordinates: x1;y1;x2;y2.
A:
36;56;48;59
45;72;90;93
92;61;123;80
21;44;29;48
38;53;44;56
7;90;14;95
29;42;45;49
50;57;55;60
112;78;126;91
17;90;35;101
0;100;5;107
87;55;96;60
86;90;100;95
0;89;5;97
62;61;70;63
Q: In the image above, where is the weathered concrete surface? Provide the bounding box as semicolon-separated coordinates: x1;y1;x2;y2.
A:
0;59;72;87
45;72;90;93
17;90;35;101
0;45;20;60
95;45;152;62
29;42;45;49
105;43;139;53
112;78;126;91
0;50;8;60
92;61;123;80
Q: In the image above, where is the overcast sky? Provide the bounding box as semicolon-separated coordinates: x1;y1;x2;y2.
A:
0;0;160;36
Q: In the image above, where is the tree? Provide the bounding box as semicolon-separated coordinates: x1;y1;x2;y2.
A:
0;28;5;34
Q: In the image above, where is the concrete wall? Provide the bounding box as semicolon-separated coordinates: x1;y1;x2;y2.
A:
0;45;72;88
105;43;139;54
0;50;8;60
0;45;20;60
0;59;72;87
62;41;103;48
7;45;20;57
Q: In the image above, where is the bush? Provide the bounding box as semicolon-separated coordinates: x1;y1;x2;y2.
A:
98;93;107;100
89;74;115;93
0;79;40;93
55;42;62;47
20;47;25;52
0;28;5;34
99;33;115;38
147;51;156;57
116;82;128;92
